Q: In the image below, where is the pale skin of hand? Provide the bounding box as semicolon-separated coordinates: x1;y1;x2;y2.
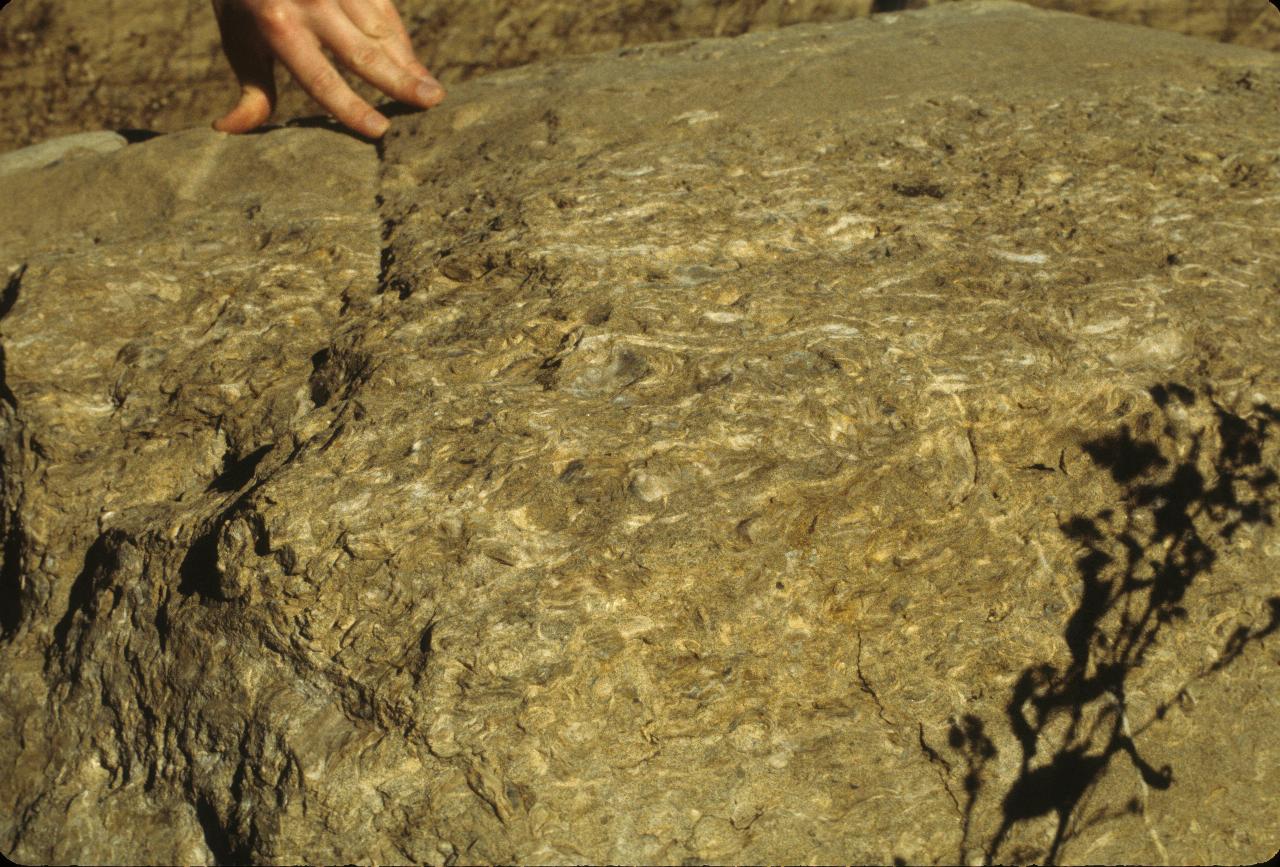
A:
210;0;445;138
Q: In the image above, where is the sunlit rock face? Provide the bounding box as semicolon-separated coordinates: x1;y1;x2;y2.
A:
2;2;1279;864
0;0;1276;152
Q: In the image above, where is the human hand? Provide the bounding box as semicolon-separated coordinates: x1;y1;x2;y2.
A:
210;0;445;138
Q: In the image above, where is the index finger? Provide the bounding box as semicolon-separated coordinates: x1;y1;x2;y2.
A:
343;0;433;79
260;14;390;137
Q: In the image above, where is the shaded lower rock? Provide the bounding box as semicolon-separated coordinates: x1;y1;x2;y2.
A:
2;2;1279;864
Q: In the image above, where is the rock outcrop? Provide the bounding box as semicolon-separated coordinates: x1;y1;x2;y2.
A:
3;2;1280;864
0;0;1278;152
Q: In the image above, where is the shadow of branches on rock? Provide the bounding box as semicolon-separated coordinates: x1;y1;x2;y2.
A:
947;382;1280;865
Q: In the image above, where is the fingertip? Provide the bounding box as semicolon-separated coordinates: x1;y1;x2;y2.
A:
216;90;274;135
366;113;391;138
213;113;242;134
213;110;251;135
414;79;446;108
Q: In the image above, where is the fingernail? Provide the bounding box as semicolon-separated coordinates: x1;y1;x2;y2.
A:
416;79;443;103
369;115;390;137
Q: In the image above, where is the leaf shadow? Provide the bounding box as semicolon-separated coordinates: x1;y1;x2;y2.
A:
948;382;1280;865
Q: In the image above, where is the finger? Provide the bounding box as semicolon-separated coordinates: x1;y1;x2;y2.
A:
210;0;278;133
260;17;392;138
342;0;435;81
378;10;436;81
310;8;443;110
339;0;397;41
393;23;438;82
214;82;276;135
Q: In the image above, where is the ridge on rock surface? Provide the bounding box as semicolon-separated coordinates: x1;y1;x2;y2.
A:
2;2;1279;864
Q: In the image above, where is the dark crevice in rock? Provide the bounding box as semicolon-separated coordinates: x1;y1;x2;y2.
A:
194;796;248;867
855;631;893;729
308;345;378;411
308;348;334;407
375;189;396;297
0;343;19;410
114;128;163;145
315;420;347;454
0;506;24;638
178;493;255;602
0;264;25;409
418;619;435;655
0;262;24;320
154;599;171;655
49;529;127;658
248;511;272;559
374;136;414;301
206;443;272;494
178;519;230;602
375;219;413;300
181;441;291;601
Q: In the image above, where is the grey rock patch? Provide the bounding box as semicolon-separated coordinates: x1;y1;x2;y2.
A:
0;130;129;179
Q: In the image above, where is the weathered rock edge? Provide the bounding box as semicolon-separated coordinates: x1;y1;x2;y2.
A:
2;2;1280;864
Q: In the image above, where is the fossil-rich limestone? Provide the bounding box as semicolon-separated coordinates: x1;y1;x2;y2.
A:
0;0;1277;152
2;2;1280;864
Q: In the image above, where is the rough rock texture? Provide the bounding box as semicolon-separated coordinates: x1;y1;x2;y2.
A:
3;2;1280;864
0;127;382;865
0;0;1278;152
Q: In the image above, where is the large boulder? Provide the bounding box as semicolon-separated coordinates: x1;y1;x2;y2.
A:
2;1;1279;863
0;0;1277;151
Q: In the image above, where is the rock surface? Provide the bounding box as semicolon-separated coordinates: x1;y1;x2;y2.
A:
0;130;128;179
3;1;1280;864
0;0;1278;151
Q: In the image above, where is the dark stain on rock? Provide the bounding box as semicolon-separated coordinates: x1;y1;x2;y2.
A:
892;181;946;199
559;459;585;483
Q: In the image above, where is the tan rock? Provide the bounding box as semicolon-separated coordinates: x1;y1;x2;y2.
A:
2;2;1279;864
0;0;1277;151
